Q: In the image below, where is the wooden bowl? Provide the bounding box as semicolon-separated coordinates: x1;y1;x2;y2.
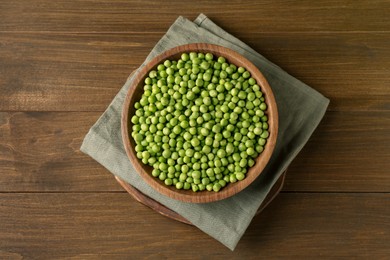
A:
122;43;278;203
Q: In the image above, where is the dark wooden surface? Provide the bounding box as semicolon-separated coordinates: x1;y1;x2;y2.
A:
0;1;389;258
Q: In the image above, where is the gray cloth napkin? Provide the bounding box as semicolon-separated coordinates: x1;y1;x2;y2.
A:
81;14;329;250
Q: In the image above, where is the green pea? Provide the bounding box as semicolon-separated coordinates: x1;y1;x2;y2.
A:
226;143;235;154
206;183;213;191
176;182;184;189
217;149;227;158
260;131;269;139
242;71;250;78
205;53;213;61
246;147;255;156
183;182;191;190
213;183;222;192
164;178;173;186
159;172;167;181
236;172;245;181
152;169;160;177
192;171;201;179
219;180;227;187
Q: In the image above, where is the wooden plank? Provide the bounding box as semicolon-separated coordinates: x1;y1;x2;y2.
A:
0;32;389;112
1;111;389;192
0;112;121;192
0;33;160;112
284;111;390;192
0;193;388;258
1;0;389;33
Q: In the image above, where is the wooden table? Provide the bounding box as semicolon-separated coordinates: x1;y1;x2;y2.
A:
1;1;389;258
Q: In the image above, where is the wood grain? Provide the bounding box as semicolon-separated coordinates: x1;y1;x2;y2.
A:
1;0;389;33
1;1;389;257
284;110;390;192
1;32;388;112
1;111;388;192
0;112;120;192
0;193;388;258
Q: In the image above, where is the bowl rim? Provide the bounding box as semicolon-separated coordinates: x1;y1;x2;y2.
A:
121;43;278;203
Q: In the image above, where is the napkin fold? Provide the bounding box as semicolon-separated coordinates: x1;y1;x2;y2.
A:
81;14;329;250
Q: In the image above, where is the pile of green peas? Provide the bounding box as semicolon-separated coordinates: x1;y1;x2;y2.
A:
131;52;270;192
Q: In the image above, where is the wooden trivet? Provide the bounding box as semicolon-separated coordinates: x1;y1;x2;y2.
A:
115;170;286;225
